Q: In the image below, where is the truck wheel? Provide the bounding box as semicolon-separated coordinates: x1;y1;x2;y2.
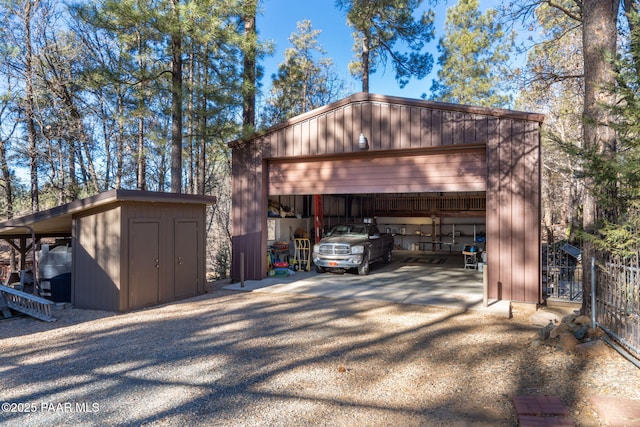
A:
315;264;326;273
382;246;392;264
357;254;370;275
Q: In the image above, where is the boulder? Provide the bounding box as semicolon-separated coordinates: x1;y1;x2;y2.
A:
539;323;555;340
574;324;590;340
574;314;592;325
575;339;611;358
559;332;579;352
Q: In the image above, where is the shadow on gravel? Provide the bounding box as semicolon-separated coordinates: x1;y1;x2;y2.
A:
0;290;593;427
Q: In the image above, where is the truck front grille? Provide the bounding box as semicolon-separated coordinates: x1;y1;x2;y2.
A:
318;244;350;255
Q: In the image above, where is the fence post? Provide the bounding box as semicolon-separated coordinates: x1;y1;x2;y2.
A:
240;252;245;288
591;256;596;328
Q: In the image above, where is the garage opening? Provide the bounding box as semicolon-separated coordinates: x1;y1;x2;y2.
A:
267;192;486;275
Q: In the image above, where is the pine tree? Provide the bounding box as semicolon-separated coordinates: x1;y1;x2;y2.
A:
336;0;435;93
428;0;514;108
262;19;346;126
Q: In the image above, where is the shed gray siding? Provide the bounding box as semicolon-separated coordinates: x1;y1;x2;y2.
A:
231;92;543;304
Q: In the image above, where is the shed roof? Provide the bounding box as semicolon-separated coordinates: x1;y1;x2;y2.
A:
0;190;217;239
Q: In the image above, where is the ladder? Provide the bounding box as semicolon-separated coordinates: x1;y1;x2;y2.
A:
294;238;311;271
0;284;56;322
314;194;324;243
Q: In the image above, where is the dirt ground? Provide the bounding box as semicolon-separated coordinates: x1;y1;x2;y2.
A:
1;286;639;426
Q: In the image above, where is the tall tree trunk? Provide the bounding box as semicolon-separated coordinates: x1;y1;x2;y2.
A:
581;0;620;316
0;141;14;220
135;32;146;191
24;0;39;212
188;46;195;194
100;89;111;190
116;94;124;189
198;57;208;195
582;0;619;229
137;116;146;190
361;34;370;93
170;0;183;193
242;0;257;132
0;138;16;271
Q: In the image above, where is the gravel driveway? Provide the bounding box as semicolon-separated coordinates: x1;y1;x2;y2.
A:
1;287;639;426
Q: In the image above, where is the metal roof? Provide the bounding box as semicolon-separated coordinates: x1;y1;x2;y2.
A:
0;190;217;239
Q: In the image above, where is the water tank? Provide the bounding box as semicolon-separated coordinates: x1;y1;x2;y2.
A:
38;244;72;302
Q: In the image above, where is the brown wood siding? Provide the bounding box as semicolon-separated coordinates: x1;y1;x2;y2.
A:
525;120;542;303
261;99;496;158
486;118;541;303
268;149;487;195
232;142;264;281
72;206;122;311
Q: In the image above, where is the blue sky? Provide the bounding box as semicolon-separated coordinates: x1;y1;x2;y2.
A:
257;0;505;99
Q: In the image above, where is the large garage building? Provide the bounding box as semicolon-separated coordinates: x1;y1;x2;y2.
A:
231;92;543;304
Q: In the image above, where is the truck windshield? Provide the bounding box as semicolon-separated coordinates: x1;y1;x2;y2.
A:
328;225;367;236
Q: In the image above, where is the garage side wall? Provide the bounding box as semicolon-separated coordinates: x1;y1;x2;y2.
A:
232;142;266;281
486;119;541;303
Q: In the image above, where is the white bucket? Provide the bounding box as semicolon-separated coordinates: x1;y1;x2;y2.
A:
478;262;484;272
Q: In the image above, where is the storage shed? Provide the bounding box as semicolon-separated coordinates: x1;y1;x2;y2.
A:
231;92;544;304
0;190;216;311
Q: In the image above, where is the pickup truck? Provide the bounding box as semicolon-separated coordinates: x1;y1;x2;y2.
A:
312;223;394;275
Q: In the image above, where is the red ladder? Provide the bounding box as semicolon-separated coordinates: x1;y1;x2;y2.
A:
314;194;324;243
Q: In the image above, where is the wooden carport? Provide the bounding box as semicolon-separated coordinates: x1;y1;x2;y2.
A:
231;92;544;304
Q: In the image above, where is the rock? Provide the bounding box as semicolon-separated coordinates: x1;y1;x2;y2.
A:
539;323;555;340
575;339;611;358
531;311;561;327
550;323;569;339
559;332;579;352
587;327;602;339
574;315;591;325
574;324;590;340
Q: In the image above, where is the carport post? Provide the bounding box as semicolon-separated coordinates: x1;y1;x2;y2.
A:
483;267;488;307
240;252;245;288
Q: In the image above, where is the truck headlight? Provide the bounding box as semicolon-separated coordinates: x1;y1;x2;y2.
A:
351;245;364;254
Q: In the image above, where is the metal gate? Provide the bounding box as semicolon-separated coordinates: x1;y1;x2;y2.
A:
543;240;583;301
588;247;640;362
